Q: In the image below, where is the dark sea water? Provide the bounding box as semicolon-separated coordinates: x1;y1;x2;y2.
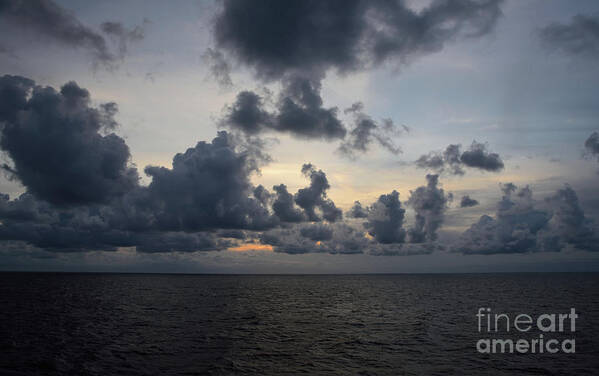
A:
1;273;598;375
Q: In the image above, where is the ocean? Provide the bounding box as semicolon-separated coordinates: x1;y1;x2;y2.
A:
1;273;598;375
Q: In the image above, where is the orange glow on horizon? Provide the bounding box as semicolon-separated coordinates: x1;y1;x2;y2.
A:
228;244;274;252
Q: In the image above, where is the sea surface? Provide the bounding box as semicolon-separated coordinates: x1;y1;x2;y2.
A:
1;273;598;375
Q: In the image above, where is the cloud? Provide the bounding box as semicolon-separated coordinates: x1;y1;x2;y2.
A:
221;74;346;140
215;0;503;145
0;77;354;254
406;174;451;243
100;19;148;60
141;131;277;232
545;185;599;252
364;190;407;244
203;47;233;88
337;102;407;159
347;201;369;218
294;163;343;222
585;131;599;161
0;75;283;251
540;14;599;57
416;141;504;175
213;0;504;80
460;195;479;207
460;141;504;171
272;184;306;223
455;183;599;254
0;131;275;252
0;75;139;206
0;0;145;67
260;223;367;255
299;223;333;241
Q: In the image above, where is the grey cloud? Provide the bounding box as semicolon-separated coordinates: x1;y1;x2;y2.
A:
0;75;285;251
415;143;465;175
299;223;333;241
455;183;599;254
460;141;504;171
460;195;479;207
213;0;504;80
0;75;139;206
294;163;343;222
0;130;276;252
416;141;504;175
272;184;306;223
348;201;369;218
545;185;599;253
221;75;346;140
337;103;406;159
364;190;407;244
203;48;233;88
100;19;147;60
270;163;344;225
133;232;229;253
540;14;599;57
221;91;273;135
585;131;599;161
0;0;146;67
276;75;346;140
260;223;367;255
406;174;450;243
368;242;438;256
142;131;276;232
0;0;113;63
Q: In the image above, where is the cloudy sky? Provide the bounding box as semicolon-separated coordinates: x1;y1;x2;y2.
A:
0;0;598;273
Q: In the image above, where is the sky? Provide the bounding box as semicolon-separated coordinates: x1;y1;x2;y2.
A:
0;0;599;273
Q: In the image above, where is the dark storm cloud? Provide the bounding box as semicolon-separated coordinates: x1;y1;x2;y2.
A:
0;0;145;66
456;183;599;255
364;190;407;244
0;192;231;252
142;131;276;232
221;91;273;135
221;75;346;140
270;164;344;225
0;76;288;252
460;195;479;207
203;48;233;88
337;103;407;159
275;75;346;140
215;0;503;143
294;163;343;222
585;132;599;161
349;175;451;247
416;141;504;175
0;131;276;252
0;75;139;206
406;174;451;243
460;141;504;171
272;184;306;223
540;14;599;57
213;0;504;80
